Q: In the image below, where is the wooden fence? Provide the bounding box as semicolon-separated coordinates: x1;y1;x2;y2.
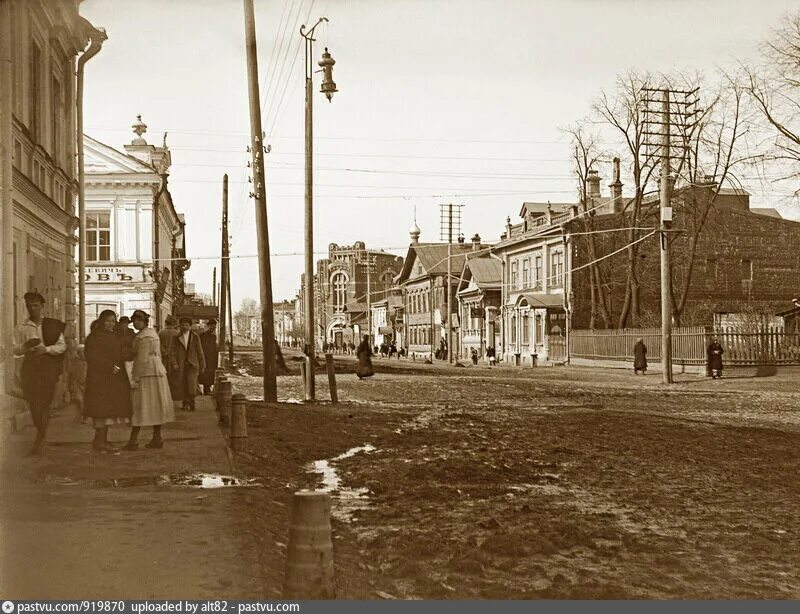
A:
570;326;800;366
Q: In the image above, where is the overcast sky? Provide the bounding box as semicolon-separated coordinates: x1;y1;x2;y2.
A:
80;0;799;310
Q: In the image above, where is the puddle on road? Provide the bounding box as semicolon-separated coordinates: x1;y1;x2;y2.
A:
42;472;260;489
308;444;376;523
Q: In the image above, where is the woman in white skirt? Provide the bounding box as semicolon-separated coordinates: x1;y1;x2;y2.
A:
123;310;175;450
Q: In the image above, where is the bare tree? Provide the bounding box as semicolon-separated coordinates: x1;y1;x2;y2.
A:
744;11;800;190
566;124;612;328
591;71;659;328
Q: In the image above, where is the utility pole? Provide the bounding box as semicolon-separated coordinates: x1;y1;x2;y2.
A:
300;17;337;401
642;85;699;385
227;263;234;365
243;0;277;402
440;203;463;363
219;174;228;368
212;267;217;307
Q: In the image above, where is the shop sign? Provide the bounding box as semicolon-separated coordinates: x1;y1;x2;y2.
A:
85;266;145;283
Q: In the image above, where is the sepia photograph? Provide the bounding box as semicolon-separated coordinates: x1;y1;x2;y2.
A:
1;0;800;606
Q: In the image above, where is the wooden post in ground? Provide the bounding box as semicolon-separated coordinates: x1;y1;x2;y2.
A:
325;353;338;404
230;393;248;451
283;491;334;599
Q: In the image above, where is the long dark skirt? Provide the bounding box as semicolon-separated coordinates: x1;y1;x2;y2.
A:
357;353;374;378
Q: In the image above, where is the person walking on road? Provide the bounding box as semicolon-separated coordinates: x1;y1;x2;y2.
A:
84;310;132;452
159;315;180;393
199;319;219;395
356;335;375;380
124;310;174;450
633;338;648;375
169;316;206;411
707;337;724;379
12;292;66;455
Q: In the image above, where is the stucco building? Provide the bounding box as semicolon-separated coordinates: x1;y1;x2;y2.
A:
82;118;188;332
1;1;105;421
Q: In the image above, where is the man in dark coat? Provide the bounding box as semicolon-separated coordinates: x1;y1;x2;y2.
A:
633;338;647;375
356;335;375;380
114;316;136;361
13;292;66;455
198;319;219;395
168;316;206;411
707;337;724;378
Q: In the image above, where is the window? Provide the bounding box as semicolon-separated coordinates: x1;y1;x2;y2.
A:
332;273;347;312
511;314;517;344
86;211;111;261
535;314;542;344
741;258;753;297
510;261;518;289
522;258;530;287
522;313;530;345
51;74;64;166
30;40;42;142
534;255;542;288
550;251;564;287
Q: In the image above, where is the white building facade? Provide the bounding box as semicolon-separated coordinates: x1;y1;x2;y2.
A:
82;118;188;332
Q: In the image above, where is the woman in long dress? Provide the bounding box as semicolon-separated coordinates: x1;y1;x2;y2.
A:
83;310;132;452
124;310;174;450
356;335;375;380
633;338;647;375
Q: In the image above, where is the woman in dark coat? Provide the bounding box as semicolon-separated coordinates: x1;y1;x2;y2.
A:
707;337;724;378
356;335;374;380
84;310;132;452
633;338;647;375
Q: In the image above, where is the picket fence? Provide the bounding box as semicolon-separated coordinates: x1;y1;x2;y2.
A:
570;325;800;366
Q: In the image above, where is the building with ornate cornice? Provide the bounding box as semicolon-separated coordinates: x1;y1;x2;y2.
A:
82;118;188;332
1;0;105;424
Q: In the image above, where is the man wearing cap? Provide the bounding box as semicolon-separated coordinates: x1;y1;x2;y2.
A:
168;316;206;411
198;319;219;395
12;292;66;454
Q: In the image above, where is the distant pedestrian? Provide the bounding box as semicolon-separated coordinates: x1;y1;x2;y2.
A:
169;316;206;411
125;310;174;450
159;315;179;373
357;335;375;380
390;341;398;358
633;338;647;375
84;310;132;452
471;348;479;366
12;292;66;455
707;337;724;379
199;319;218;395
487;346;496;366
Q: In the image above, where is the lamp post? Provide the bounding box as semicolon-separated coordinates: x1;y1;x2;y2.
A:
300;18;337;401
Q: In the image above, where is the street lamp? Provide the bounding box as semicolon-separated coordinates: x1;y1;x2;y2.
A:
300;18;337;401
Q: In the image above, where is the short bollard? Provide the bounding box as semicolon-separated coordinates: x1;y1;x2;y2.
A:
230;393;247;452
283;491;334;599
325;353;338;404
217;379;232;426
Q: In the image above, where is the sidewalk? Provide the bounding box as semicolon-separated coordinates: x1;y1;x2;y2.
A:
0;396;264;599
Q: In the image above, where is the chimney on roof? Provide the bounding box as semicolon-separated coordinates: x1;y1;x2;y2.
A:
471;233;481;251
505;216;512;238
608;157;623;214
587;169;601;200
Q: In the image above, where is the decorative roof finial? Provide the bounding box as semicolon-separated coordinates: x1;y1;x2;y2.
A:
409;205;421;244
131;115;147;145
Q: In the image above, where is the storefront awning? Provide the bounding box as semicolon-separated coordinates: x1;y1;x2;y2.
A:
515;293;564;309
378;326;394;335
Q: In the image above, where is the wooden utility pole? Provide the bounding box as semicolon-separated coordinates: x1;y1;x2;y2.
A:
659;90;674;384
212;267;217;306
243;0;277;401
219;174;229;368
446;204;453;364
227;264;234;365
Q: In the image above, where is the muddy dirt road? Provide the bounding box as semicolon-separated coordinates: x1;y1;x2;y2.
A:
230;356;800;599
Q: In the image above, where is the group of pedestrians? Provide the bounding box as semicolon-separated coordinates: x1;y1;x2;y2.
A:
632;337;725;378
13;290;220;455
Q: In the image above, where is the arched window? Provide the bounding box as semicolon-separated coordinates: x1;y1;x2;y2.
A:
332;273;347;312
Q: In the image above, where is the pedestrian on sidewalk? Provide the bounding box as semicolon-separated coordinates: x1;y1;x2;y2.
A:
707;337;724;379
124;310;174;450
159;315;180;392
471;348;479;366
169;316;206;411
84;310;132;453
199;319;218;395
356;335;375;380
12;292;66;455
633;338;648;375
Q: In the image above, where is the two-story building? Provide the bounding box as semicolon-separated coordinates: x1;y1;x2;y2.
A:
82;117;188;332
396;224;487;358
456;250;502;360
1;1;105;421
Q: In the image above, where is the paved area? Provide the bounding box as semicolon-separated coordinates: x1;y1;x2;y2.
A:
0;396;263;599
